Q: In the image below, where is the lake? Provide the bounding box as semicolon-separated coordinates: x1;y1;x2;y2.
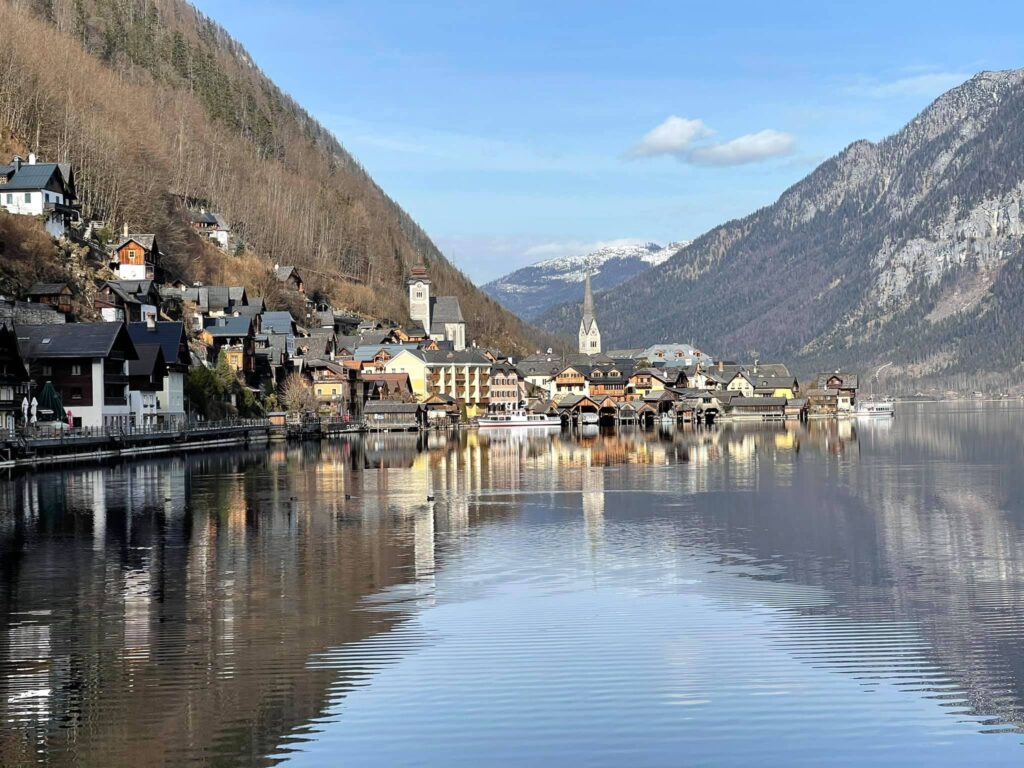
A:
3;403;1024;766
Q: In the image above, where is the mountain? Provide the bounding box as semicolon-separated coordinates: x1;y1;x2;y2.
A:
483;241;691;320
0;0;538;351
538;70;1024;389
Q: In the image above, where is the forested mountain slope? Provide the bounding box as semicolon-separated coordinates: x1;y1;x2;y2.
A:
538;70;1024;388
0;0;538;350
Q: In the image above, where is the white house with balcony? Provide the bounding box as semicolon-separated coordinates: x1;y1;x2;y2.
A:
0;154;79;237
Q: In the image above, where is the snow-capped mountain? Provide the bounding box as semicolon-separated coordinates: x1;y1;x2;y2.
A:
482;240;691;320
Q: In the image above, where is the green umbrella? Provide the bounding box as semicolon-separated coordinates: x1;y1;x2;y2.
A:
36;381;66;423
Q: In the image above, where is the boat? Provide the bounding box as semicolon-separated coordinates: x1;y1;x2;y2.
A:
579;412;599;425
854;399;895;417
478;409;562;429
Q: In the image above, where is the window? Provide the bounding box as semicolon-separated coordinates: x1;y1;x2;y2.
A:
24;192;31;203
42;365;52;377
4;193;11;204
71;364;82;376
44;193;50;203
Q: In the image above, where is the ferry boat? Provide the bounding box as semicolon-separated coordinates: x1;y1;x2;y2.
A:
477;410;562;429
854;399;895;417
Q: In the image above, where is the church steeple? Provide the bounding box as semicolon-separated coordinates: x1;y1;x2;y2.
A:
578;268;601;355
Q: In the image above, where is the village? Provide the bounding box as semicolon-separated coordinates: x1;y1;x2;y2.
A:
0;154;863;457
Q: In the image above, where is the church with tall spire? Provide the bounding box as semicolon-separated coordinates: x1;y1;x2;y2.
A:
578;271;601;355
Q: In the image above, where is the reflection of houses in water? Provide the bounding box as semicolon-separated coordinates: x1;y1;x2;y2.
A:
582;466;605;551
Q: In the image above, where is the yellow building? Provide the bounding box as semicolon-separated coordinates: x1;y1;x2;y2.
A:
384;349;431;399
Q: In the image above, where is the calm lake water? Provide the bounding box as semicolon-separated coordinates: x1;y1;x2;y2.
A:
3;403;1024;766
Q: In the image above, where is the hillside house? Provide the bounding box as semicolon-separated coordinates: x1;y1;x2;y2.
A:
190;208;231;249
110;227;161;281
17;322;138;428
274;265;304;293
201;316;255;373
0;154;79;237
26;282;73;315
95;280;160;324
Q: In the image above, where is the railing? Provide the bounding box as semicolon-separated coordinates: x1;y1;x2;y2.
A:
4;417;271;444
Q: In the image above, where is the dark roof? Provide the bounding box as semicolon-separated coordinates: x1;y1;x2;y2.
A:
814;372;859;389
731;397;787;407
364;401;421;414
260;311;296;335
422;349;491;366
203;316;253;337
429;296;464;325
274;265;301;283
112;234;156;251
26;282;69;296
205;286;231;312
127;322;188;367
17;322;137;360
295;335;331;359
0;162;72;194
128;342;167;379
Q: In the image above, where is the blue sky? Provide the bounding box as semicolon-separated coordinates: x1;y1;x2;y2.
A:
195;0;1024;283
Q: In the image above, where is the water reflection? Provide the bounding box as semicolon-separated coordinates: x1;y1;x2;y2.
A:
2;406;1024;765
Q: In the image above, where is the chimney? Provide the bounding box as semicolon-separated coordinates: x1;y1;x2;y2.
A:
11;155;21;172
718;360;723;372
146;314;157;331
123;222;129;237
27;153;36;165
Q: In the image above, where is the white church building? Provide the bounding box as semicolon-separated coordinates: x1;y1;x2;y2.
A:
407;262;467;351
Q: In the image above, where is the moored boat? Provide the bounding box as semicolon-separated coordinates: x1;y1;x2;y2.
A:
854;400;895;417
478;409;562;429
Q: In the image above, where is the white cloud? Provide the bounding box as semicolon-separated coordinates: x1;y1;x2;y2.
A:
687;129;797;166
629;116;796;166
852;71;969;99
629;116;714;158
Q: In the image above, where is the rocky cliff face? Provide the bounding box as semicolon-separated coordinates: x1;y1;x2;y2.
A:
483;241;690;320
538;70;1024;386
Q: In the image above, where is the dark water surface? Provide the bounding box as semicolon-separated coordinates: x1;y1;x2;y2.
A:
3;403;1024;766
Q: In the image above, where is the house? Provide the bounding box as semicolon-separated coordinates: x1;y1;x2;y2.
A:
0;325;28;432
363;372;413;402
382;349;431;400
488;361;526;411
364;400;422;431
127;340;167;427
305;358;361;416
423;392;460;426
813;372;858;411
95;280;161;323
200;316;255;373
553;365;590;399
190;208;231;249
422;349;492;418
729;396;786;421
127;321;190;425
406;262;467;351
0;154;78;237
26;282;73;315
726;371;756;397
110;226;161;281
641;343;713;368
274;265;304;293
16;322;138;429
751;376;799;399
806;388;840;416
587;362;633;403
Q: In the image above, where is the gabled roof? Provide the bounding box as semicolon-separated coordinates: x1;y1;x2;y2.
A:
127;342;167;380
127;321;189;367
429;295;464;325
203;316;253;337
0;162;74;196
112;234;156;252
27;282;70;296
17;322;137;360
274;265;302;283
422;349;491;366
260;311;296;336
354;343;419;362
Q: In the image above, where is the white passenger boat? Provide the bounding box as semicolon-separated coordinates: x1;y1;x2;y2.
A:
478;410;562;429
579;412;599;425
854;400;895;417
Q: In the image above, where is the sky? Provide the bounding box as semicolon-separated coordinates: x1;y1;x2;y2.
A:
194;0;1024;283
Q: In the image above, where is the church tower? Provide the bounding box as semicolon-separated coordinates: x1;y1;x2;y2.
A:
407;261;431;332
578;270;601;355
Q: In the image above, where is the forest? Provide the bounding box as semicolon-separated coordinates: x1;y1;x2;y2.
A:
0;0;541;351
